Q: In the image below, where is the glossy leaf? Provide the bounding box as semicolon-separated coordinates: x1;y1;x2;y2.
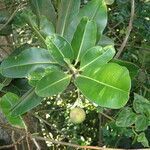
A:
137;132;149;147
116;107;136;127
98;35;114;47
0;93;26;128
28;66;60;87
0;74;11;91
78;0;107;38
1;48;56;78
56;0;80;36
29;0;56;25
66;0;107;41
35;69;71;97
112;59;139;79
133;93;150;118
39;16;55;37
105;0;115;5
75;63;131;108
71;17;97;63
11;89;44;116
80;45;115;71
46;34;74;66
135;115;149;132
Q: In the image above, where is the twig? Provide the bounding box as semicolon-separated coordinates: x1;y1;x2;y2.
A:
98;113;102;146
32;136;125;150
32;138;41;150
0;119;25;134
99;112;115;122
33;113;69;139
115;0;135;58
0;135;25;149
0;3;26;32
26;134;31;150
12;131;18;150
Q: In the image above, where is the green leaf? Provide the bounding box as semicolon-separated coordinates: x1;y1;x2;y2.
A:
1;47;56;78
20;10;55;45
35;69;71;97
66;0;107;42
28;66;59;87
0;93;26;128
137;132;149;147
135;115;149;132
80;45;115;71
97;35;114;47
112;59;139;79
105;0;115;5
39;16;55;37
133;93;150;118
79;0;107;38
29;0;56;26
71;17;97;63
116;107;136;127
11;89;43;116
0;74;12;91
46;34;74;66
56;0;80;36
75;63;131;109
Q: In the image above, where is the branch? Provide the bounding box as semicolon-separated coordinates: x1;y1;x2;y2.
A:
32;136;125;150
11;131;18;150
0;135;25;149
115;0;135;58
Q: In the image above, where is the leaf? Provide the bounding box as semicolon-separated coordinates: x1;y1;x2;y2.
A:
97;35;114;47
1;47;56;78
20;10;55;45
11;89;44;116
80;45;115;71
79;0;107;38
56;0;80;36
39;16;55;37
116;107;137;127
28;66;60;87
133;93;150;118
137;132;149;147
46;34;74;66
29;0;56;26
66;0;107;42
75;63;131;109
71;17;97;63
0;74;12;91
0;93;26;128
135;115;149;132
105;0;115;5
112;59;139;79
35;69;71;97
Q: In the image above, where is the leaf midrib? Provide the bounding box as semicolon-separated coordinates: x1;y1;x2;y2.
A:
61;0;73;36
78;75;128;93
37;75;71;93
3;61;57;70
80;48;111;71
91;1;100;20
75;21;89;62
48;37;65;60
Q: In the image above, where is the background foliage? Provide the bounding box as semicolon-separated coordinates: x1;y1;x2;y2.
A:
0;0;149;149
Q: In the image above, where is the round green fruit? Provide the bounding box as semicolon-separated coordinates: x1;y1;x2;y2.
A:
105;0;114;5
70;107;86;124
